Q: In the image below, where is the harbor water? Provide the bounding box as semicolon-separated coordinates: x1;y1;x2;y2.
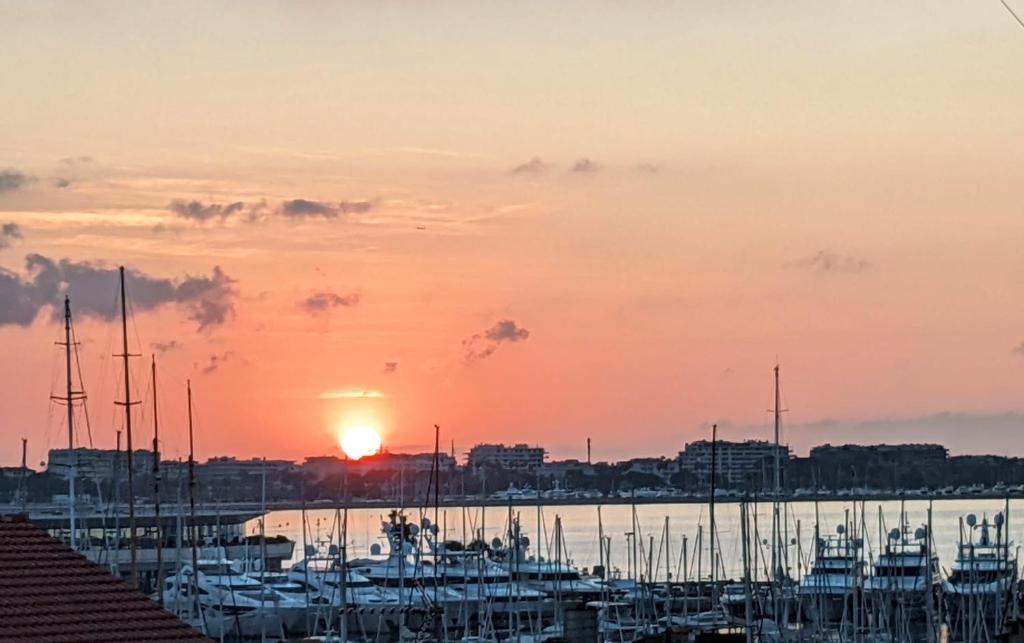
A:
251;498;1021;581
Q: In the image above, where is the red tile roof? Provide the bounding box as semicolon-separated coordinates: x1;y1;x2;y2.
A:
0;514;210;643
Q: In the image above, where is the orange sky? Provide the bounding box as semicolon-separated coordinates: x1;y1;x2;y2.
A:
2;2;1024;466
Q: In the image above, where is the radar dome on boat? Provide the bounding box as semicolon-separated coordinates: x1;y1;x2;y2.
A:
409;524;420;536
914;527;927;540
491;537;503;549
370;543;382;556
521;536;530;547
836;524;846;535
329;544;339;556
888;528;900;541
966;514;977;527
421;517;432;529
995;512;1005;527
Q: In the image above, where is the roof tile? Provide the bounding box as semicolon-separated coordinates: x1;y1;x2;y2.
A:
0;515;211;642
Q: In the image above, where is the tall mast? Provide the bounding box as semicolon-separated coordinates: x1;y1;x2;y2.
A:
59;296;80;549
187;380;200;620
773;364;781;497
771;363;784;583
709;423;718;605
115;266;140;586
152;355;163;606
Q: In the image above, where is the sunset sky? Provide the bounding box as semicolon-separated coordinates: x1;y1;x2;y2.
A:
2;2;1024;467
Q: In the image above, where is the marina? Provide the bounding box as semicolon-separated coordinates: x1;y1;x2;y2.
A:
4;3;1024;641
13;495;1024;641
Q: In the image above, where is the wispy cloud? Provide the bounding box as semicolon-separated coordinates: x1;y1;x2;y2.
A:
463;319;531;363
511;157;548;175
0;255;237;330
58;156;95;166
788;250;869;274
383;361;399;374
279;199;374;220
569;158;600;173
200;351;235;374
317;388;386;399
0;169;34;193
300;291;361;314
0;223;22;249
152;339;183;353
168;199;247;223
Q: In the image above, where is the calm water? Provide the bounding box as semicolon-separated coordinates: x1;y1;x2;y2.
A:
248;499;1019;582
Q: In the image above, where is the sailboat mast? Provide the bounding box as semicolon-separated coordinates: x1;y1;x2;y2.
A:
771;363;783;582
709;423;718;605
186;379;200;619
62;295;77;550
773;364;781;495
152;355;163;606
117;266;139;586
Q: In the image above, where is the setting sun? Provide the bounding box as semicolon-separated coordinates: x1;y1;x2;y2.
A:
340;425;382;460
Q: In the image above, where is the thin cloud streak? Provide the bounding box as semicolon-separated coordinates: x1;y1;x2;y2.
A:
788;250;869;274
317;389;386;399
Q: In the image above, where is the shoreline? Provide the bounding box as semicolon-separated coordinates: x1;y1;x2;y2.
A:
7;490;1016;518
207;490;1024;513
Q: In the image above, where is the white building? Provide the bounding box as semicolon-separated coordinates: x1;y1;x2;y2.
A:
538;459;594;480
198;457;298;481
301;452;455;481
47;448;154;483
677;440;790;490
467;443;546;471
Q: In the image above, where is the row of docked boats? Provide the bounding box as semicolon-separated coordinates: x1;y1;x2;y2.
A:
157;510;611;640
149;506;1024;641
721;511;1018;641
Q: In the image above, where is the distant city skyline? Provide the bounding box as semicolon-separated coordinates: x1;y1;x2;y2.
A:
2;2;1024;467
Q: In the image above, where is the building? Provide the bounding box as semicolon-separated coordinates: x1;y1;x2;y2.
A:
538;459;595;481
467;443;546;471
302;455;345;482
678;439;791;490
809;443;948;462
0;513;210;641
623;457;678;482
301;451;456;481
197;456;299;481
0;465;33;480
46;448;156;483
